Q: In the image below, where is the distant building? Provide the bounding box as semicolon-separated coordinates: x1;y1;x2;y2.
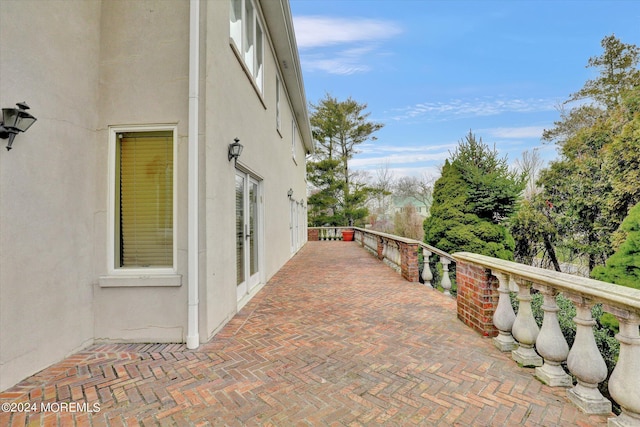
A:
392;196;432;219
0;0;311;391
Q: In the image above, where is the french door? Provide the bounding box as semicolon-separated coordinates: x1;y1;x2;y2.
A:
235;171;261;301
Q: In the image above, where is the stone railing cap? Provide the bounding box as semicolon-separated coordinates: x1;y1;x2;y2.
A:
351;228;454;261
453;251;640;312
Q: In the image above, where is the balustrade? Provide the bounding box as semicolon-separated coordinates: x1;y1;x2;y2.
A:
312;227;455;289
453;252;640;423
307;228;640;422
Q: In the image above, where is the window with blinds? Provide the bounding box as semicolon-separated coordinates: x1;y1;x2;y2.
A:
115;131;174;268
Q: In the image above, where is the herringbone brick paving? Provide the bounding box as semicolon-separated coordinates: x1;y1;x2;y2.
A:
1;242;611;426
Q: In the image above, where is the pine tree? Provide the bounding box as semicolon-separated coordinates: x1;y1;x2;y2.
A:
592;203;640;289
424;132;522;260
307;94;382;226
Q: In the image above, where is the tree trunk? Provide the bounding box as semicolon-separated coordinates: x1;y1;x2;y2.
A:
543;234;562;272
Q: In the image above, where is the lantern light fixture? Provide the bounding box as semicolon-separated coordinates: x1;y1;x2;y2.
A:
0;102;37;151
228;137;243;164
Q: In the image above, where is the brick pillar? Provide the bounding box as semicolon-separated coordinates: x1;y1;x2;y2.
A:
377;237;384;260
456;260;499;337
308;228;319;241
400;242;419;282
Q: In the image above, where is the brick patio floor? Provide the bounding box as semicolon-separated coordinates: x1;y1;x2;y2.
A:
1;242;612;426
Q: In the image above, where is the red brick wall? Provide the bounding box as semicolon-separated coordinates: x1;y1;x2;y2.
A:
400;242;419;282
308;228;319;241
456;261;499;337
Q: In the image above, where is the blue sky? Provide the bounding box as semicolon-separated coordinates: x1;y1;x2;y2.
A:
289;0;640;179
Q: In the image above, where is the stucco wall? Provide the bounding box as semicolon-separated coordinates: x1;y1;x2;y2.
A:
201;0;308;339
0;0;308;391
0;0;101;390
92;0;190;343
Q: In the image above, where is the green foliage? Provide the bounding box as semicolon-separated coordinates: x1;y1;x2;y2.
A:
424;132;522;260
592;202;640;289
522;35;640;274
307;94;383;226
508;198;559;265
569;34;640;109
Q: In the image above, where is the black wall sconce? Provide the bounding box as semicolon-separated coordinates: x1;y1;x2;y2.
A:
228;137;243;164
287;188;293;199
0;102;37;150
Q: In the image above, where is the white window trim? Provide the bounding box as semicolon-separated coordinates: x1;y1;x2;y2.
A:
100;124;180;287
229;0;265;94
276;75;282;134
292;119;297;164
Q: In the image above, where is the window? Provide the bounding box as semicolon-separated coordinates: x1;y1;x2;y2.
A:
292;120;297;161
230;0;264;92
107;127;177;273
276;75;281;132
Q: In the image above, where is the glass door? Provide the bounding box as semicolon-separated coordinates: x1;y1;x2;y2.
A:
236;171;262;301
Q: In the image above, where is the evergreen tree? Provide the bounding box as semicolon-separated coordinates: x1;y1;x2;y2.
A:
424;132;522;260
307;94;383;226
520;35;640;273
592;203;640;289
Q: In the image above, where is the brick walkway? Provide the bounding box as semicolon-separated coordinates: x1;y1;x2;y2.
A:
1;242;611;426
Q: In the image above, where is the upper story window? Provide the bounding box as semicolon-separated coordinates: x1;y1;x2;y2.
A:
230;0;264;92
276;75;281;132
292;120;297;162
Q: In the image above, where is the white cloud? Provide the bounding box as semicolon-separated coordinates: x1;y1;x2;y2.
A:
389;97;558;121
294;16;402;49
301;46;377;75
483;126;546;139
293;15;402;75
359;143;456;155
351;151;449;168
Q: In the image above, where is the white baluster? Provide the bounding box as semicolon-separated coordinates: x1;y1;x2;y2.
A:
440;258;452;296
533;285;571;386
565;295;611;414
393;242;401;267
422;249;433;288
491;271;516;352
382;238;388;261
605;308;640;426
511;279;542;367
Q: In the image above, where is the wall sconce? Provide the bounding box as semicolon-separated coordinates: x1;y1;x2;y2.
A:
228;137;243;164
0;102;37;151
287;188;293;199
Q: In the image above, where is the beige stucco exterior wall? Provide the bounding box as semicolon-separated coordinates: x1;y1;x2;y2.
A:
0;0;309;391
200;0;308;339
91;0;190;343
0;0;101;390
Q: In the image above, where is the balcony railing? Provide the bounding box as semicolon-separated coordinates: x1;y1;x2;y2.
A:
307;226;640;425
308;227;455;291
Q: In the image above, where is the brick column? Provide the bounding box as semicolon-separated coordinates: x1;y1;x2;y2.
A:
377;237;384;260
456;261;499;337
400;241;419;282
308;228;319;241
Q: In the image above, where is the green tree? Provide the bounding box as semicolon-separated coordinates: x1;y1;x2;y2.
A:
526;36;640;273
568;34;640;109
424;131;523;260
307;94;383;226
592;202;640;289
